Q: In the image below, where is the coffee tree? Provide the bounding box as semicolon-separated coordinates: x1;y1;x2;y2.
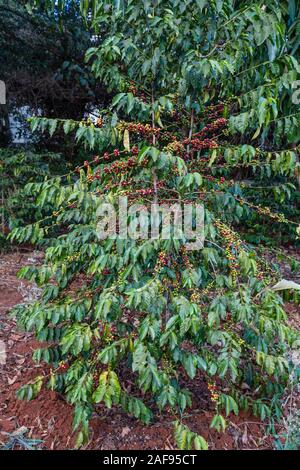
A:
10;0;300;449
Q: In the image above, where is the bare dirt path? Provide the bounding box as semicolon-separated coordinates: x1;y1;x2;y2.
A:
0;249;298;450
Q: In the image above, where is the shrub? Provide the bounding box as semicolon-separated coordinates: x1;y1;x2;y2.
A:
11;0;300;449
0;148;65;234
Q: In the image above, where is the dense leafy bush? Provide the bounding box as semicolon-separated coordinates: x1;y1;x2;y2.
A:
0;149;66;236
10;0;300;449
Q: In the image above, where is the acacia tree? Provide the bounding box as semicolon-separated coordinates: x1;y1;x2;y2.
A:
10;0;300;449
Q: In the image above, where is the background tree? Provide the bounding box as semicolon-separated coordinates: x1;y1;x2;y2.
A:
0;0;109;151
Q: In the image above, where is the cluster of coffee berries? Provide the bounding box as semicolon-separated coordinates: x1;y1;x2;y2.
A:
94;149;130;165
87;172;98;183
75;163;92;174
215;221;240;246
131;187;155;197
117;267;128;287
77;147;135;176
131;146;139;155
84;290;95;299
190;290;201;304
98;321;117;343
164;140;185;156
159;131;178;143
161;355;175;375
224;323;248;349
169;109;190;127
215;220;241;280
170;110;182;122
238;199;288;224
93;155;100;164
256;257;275;284
65;253;80;263
102;268;111;276
171;276;181;296
104;327;117;343
158;251;168;265
103;157;137;175
58;361;69;372
182;138;218;151
117;121;161;137
86;171;101;182
209;175;234;187
207;104;224;113
103;178;133;191
128;81;137;95
154;251;169;274
193;118;227;139
181;246;194;270
93;152;114;164
96;117;103;128
128;82;147;102
201;174;234;188
201;281;215;296
225;246;240;275
208;381;220;403
206;104;225;120
255;269;266;282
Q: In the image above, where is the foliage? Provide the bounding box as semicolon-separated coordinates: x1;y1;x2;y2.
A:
0;149;66;240
174;421;208;450
0;0;109;150
9;0;300;450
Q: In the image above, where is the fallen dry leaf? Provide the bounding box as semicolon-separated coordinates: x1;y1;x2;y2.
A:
16;357;25;365
7;375;18;386
10;334;23;341
242;426;248;445
121;426;131;438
